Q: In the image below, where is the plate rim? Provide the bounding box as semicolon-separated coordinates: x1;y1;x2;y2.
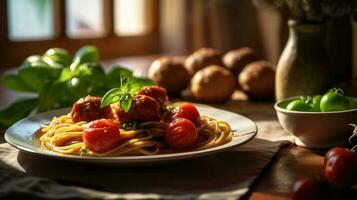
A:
5;104;257;163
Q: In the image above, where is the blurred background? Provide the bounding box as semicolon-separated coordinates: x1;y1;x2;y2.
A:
0;0;355;77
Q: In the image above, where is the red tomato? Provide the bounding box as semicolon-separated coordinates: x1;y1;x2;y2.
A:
174;103;201;126
83;119;120;153
292;177;323;200
165;118;198;150
324;147;357;187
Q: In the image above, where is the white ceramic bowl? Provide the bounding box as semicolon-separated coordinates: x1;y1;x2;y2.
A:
274;97;357;148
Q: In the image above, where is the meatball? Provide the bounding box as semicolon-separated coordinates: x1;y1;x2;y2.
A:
185;48;223;76
116;94;160;124
137;85;169;106
239;60;275;100
148;57;190;95
223;47;257;76
71;96;113;123
190;65;236;102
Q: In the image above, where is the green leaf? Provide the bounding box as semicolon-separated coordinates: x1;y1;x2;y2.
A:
2;72;35;92
0;98;38;127
82;64;106;87
43;56;65;69
57;67;72;82
73;45;99;65
101;75;155;112
119;93;132;112
101;88;123;107
38;81;69;112
106;66;133;88
66;77;88;100
20;55;46;69
128;77;155;94
18;67;54;92
131;77;155;87
43;48;72;67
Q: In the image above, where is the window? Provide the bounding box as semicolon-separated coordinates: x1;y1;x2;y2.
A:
66;0;106;38
114;0;149;36
7;0;55;41
0;0;159;68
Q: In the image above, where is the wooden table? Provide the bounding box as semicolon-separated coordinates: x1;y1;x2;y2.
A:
0;56;327;200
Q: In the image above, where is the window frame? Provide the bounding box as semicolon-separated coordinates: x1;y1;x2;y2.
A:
0;0;160;68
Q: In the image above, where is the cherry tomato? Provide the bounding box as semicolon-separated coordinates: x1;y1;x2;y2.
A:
324;147;357;187
173;103;201;126
292;177;323;200
83;119;120;153
320;89;350;112
286;99;313;112
165;118;198;150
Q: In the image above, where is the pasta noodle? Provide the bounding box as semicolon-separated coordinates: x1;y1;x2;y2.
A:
39;115;233;157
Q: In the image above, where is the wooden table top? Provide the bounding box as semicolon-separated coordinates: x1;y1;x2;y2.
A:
0;55;328;200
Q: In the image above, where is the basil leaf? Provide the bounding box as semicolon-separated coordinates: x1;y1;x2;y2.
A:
43;48;72;67
43;56;65;69
18;67;54;92
132;77;155;87
38;82;69;112
106;67;133;88
2;72;34;92
129;83;143;94
58;67;72;82
20;55;47;69
78;63;105;87
73;45;99;65
128;77;155;94
0;98;38;127
88;65;106;86
101;88;123;107
120;93;132;112
66;77;88;100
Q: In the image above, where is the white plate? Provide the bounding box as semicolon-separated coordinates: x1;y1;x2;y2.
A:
5;104;257;165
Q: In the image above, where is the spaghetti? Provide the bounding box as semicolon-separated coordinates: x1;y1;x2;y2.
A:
39;115;233;157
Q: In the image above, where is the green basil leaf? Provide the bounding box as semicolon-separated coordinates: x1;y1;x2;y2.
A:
83;64;106;87
43;48;72;67
0;98;38;127
128;77;155;94
2;72;34;92
88;85;107;97
73;45;99;65
58;67;73;82
106;66;133;88
132;77;155;87
43;56;65;69
66;77;88;100
38;82;69;112
20;55;45;69
101;88;123;107
120;93;132;112
18;67;54;92
128;83;143;94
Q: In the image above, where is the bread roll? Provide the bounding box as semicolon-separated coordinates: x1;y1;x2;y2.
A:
239;60;275;100
223;47;257;76
185;48;223;76
148;57;190;95
190;65;236;102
